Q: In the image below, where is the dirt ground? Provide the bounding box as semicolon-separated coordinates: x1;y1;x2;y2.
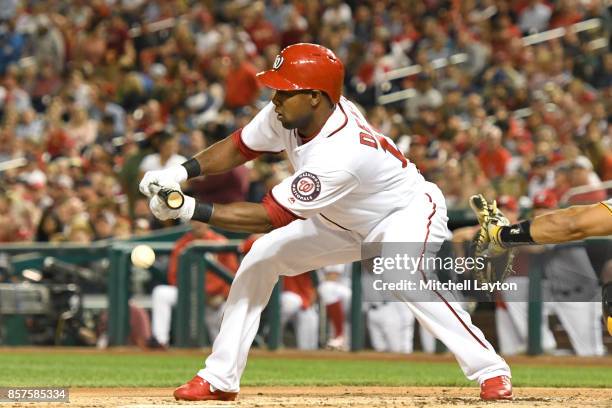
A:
4;386;609;408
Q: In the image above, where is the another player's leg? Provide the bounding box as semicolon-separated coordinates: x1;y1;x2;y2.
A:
149;285;177;349
319;280;351;350
551;302;605;356
174;217;361;401
601;260;612;336
604;282;612;336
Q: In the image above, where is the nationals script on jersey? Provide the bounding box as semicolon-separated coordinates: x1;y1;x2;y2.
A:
238;97;427;236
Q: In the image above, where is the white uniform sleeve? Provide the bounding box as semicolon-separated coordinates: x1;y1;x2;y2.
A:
270;168;359;219
240;102;285;153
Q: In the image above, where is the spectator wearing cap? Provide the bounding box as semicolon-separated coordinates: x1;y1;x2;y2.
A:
533;189;559;210
139;131;187;174
242;2;279;54
66;107;98;152
527;155;555;199
223;46;261;110
404;73;443;121
35;207;61;242
66;215;95;243
15;108;44;143
517;0;553;34
90;88;127;136
478;125;512;180
133;217;151;236
566;157;606;204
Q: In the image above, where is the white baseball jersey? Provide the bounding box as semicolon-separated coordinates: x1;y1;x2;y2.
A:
239;96;426;236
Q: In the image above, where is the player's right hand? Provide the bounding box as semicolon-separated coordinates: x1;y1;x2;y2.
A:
139;165;188;198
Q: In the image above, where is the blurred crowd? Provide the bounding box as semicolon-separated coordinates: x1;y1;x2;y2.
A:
0;0;611;243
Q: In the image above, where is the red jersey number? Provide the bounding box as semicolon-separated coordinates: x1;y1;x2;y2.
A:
359;132;407;168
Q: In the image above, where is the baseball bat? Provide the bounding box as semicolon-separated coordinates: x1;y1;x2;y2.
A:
151;182;185;209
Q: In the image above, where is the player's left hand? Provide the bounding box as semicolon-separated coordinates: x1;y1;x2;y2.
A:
139;165;188;198
469;194;516;285
469;194;509;257
149;194;195;222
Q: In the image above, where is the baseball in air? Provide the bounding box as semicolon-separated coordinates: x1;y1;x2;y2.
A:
131;244;155;268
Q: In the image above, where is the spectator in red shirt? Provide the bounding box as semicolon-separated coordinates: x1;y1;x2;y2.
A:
149;222;238;348
242;3;280;53
478;125;512;179
549;0;584;28
281;272;319;349
223;47;261;109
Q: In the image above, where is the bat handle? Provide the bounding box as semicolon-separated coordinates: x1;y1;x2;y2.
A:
151;183;185;209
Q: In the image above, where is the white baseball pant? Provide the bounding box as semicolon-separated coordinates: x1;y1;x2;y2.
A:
199;184;510;391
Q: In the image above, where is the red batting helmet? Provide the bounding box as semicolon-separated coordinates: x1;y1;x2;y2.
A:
256;43;344;104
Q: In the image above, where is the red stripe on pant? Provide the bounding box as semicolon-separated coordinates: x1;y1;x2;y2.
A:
420;193;489;350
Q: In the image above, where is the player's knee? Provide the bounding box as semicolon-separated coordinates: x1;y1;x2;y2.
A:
281;291;302;314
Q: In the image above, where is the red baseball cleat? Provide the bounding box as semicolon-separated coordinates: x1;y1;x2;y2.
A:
480;375;513;400
173;376;238;401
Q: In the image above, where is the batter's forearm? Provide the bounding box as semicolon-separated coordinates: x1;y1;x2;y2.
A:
190;136;248;176
208;202;274;233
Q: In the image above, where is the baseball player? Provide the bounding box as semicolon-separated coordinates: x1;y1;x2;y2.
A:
317;263;351;350
281;273;319;350
473;197;612;336
492;193;604;355
140;43;512;401
149;221;238;348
